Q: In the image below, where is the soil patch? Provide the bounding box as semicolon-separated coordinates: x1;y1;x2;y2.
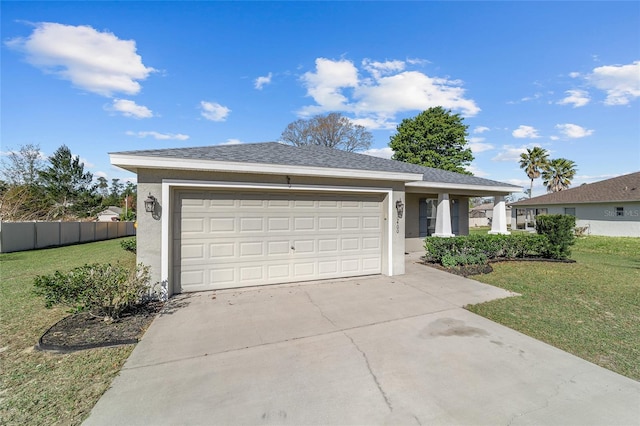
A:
422;257;576;277
38;301;164;353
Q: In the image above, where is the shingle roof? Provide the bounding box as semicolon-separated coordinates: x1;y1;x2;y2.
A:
111;142;518;188
512;172;640;206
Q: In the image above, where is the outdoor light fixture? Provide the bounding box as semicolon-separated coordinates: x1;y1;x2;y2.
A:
144;193;157;213
396;199;404;219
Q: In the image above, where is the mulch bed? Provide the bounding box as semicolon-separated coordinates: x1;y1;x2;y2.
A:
38;301;164;353
423;257;576;277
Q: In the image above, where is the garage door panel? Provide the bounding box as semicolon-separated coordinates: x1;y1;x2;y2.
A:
341;238;360;251
341;217;360;229
210;242;235;258
210;217;235;233
363;216;381;229
268;240;290;255
175;190;383;292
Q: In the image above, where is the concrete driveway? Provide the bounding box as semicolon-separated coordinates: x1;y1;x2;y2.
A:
84;255;640;425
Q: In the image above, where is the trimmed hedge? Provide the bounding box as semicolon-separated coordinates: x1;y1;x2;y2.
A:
120;237;136;253
424;233;548;265
535;214;576;259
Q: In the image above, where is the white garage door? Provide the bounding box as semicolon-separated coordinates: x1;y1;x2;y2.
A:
173;190;384;292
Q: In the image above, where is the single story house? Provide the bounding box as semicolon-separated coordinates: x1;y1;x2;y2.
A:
110;142;519;296
469;202;513;228
96;206;122;222
510;171;640;237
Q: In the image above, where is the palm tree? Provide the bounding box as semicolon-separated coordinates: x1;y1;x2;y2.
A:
543;158;577;192
519;147;549;198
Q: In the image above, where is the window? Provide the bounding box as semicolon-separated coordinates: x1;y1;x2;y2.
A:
419;198;438;237
564;207;576;216
616;207;624;217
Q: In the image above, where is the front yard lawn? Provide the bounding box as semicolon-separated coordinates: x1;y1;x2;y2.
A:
467;236;640;381
0;239;137;425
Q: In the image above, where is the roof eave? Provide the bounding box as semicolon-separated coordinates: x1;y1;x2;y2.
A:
109;154;424;182
406;180;519;194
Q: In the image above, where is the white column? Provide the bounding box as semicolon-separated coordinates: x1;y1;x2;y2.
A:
489;195;510;235
433;193;454;237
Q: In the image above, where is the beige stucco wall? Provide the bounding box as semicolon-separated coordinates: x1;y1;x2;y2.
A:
136;168;407;294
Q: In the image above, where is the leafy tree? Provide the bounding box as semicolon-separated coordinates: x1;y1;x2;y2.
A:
543;158;577;192
110;178;124;199
389;107;474;175
280;112;373;152
519;147;549;198
96;176;110;198
38;145;95;218
0;143;44;186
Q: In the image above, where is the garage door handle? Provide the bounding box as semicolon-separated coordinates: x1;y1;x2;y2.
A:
291;246;295;250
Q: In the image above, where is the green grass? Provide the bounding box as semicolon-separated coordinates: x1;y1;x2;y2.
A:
0;239;137;425
467;236;640;381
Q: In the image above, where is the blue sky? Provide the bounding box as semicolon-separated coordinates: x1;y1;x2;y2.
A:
2;1;639;196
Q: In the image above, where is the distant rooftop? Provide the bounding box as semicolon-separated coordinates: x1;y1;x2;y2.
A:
512;172;640;206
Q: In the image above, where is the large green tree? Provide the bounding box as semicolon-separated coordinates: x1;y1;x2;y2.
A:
281;112;373;152
543;158;577;193
389;107;474;175
38;145;96;218
519;147;550;198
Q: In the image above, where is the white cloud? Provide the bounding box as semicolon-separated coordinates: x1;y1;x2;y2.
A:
200;101;231;121
585;60;640;105
557;89;590;107
492;145;528;162
300;58;359;114
473;126;490;134
362;59;405;79
110;99;153;118
126;130;189;140
220;139;243;145
362;147;394;159
6;22;154;97
298;57;479;128
465;164;489;177
79;157;95;168
254;72;272;90
555;123;594;139
94;171;108;178
512;125;541;139
468;137;495;153
351;116;397;130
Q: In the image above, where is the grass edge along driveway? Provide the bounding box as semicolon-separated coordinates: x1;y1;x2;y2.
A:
1;238;137;426
1;236;638;425
467;235;640;381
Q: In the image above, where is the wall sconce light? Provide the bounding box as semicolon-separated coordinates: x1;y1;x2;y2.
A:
395;199;404;219
144;193;157;213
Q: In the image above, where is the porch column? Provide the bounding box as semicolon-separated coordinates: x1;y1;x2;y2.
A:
489;195;510;235
433;193;454;237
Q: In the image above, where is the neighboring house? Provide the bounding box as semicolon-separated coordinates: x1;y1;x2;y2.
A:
97;206;122;222
469;202;512;228
511;172;640;237
111;142;519;296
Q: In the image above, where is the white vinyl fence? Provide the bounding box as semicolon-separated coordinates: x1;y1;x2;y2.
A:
0;221;136;253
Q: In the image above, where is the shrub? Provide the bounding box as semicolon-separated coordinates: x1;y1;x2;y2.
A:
424;233;548;269
535;214;576;259
33;263;151;320
120;237;136;253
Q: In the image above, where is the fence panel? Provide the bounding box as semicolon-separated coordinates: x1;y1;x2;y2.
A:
0;221;136;253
